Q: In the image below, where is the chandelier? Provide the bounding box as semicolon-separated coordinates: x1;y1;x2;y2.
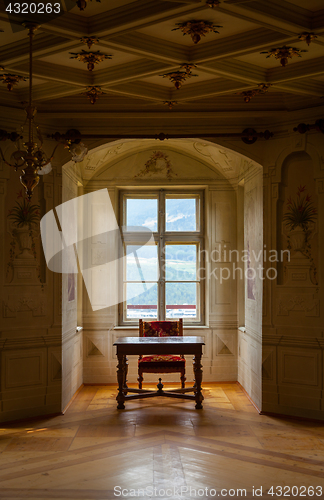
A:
0;23;88;200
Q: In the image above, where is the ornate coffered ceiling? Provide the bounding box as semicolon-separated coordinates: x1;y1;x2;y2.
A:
0;0;324;133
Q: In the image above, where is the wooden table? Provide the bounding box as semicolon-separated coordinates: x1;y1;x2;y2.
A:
113;336;205;410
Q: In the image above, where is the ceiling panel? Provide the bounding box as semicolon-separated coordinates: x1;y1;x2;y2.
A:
40;45;140;70
0;0;323;117
138;8;259;46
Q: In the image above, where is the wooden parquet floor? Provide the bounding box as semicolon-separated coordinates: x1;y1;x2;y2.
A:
0;383;324;500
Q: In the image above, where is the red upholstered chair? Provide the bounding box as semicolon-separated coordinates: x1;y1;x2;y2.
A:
138;319;186;389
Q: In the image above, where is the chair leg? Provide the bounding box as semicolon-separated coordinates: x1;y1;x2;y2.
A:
138;370;143;390
180;369;186;389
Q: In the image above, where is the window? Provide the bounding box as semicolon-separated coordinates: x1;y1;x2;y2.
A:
119;190;204;325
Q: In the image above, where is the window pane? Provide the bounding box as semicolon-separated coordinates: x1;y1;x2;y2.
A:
126;283;157;319
165;244;197;281
126;245;158;281
126;198;158;231
165;282;197;319
165;197;197;231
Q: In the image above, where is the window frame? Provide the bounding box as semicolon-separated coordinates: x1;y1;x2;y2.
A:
118;189;205;326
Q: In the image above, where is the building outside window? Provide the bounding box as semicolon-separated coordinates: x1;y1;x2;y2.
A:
119;190;204;325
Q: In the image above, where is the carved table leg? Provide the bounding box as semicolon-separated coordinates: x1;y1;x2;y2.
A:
193;353;204;409
123;356;128;395
116;353;126;409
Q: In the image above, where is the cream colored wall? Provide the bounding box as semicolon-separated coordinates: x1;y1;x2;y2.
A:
0;148;63;422
262;133;324;419
61;165;83;410
237;165;263;410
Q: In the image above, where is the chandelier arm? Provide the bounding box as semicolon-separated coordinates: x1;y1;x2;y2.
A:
0;147;7;164
0;147;18;169
49;143;60;160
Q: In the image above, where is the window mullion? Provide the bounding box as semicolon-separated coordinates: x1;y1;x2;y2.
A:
159;190;165;321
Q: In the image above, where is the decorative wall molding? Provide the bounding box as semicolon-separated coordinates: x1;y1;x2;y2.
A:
44;183;53;199
0;180;6;195
262;349;274;381
277;293;319;317
278;349;319;387
3;292;46;318
209;320;238;329
4;349;46;389
0;333;61;350
272;183;279;200
316;179;324;194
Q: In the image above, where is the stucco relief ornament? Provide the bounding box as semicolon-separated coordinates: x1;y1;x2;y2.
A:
6;190;41;283
135;151;176;179
283;185;318;283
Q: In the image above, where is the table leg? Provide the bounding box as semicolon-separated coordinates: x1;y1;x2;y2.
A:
193;353;203;409
123;356;128;395
116;353;126;409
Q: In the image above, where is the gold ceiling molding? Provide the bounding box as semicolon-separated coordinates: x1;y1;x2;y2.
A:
76;0;101;11
0;74;28;92
172;20;222;44
69;50;112;71
298;32;317;46
238;83;272;103
82;86;105;104
260;46;307;67
80;37;99;49
160;64;197;89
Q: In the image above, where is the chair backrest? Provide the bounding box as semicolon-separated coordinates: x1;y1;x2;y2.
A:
139;319;183;337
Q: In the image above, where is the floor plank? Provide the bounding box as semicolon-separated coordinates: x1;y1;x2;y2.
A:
0;383;323;499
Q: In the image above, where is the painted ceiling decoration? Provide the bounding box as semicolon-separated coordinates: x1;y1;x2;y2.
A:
164;101;178;110
298;32;317;46
206;0;221;7
160;64;198;89
0;0;322;117
0;73;27;91
238;83;272;103
80;36;99;49
81;86;105;104
260;46;307;67
69;50;113;71
172;20;223;44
